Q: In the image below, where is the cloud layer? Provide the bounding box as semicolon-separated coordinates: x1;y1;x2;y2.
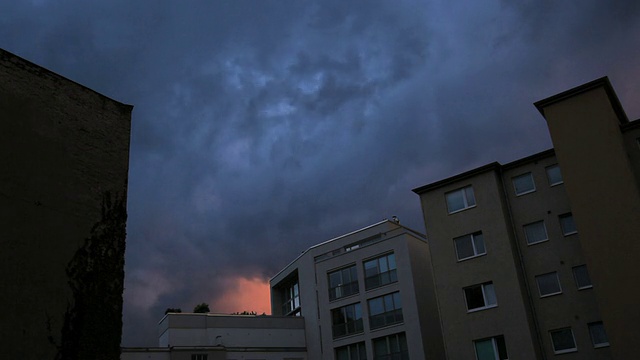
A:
1;0;638;346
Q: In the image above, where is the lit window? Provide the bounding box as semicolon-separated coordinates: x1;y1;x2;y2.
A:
454;232;486;261
546;164;563;186
372;333;408;360
328;265;359;301
559;213;577;235
588;322;609;348
368;292;403;329
523;221;548;245
474;335;508;360
445;185;476;214
512;172;536;195
336;342;367;360
536;272;562;297
572;265;592;290
464;282;497;312
550;328;577;354
331;303;363;338
364;253;397;290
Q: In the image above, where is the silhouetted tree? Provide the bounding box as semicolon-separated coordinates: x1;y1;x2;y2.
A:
193;303;210;313
231;310;257;315
164;308;182;315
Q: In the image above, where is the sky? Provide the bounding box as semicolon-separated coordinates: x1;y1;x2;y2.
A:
1;0;639;347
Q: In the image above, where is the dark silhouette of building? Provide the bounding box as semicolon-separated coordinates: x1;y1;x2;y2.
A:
0;48;132;359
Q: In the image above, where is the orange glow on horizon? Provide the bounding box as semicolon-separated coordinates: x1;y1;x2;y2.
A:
213;276;271;315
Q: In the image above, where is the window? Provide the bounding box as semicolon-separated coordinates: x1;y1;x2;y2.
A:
550;328;577;354
464;282;497;312
336;342;367;360
512;172;536;195
331;303;363;338
368;292;403;329
281;279;300;316
445;185;476;213
364;253;397;290
546;164;563;186
573;265;592;290
588;322;609;348
372;332;408;360
536;272;562;297
454;231;486;261
329;265;359;300
191;355;208;360
474;336;508;360
559;213;577;235
523;221;548;245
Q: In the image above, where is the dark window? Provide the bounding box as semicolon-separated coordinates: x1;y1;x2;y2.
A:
336;342;367;360
191;355;208;360
559;213;577;235
454;231;486;260
372;333;409;360
331;303;363;338
588;322;609;348
512;172;536;195
550;328;577;354
368;292;403;329
464;282;497;311
546;164;563;186
281;279;300;316
474;335;508;360
364;253;397;290
536;272;562;297
329;265;359;300
572;265;592;289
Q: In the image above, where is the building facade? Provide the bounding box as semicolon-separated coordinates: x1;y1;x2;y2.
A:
413;77;638;359
270;220;445;360
0;48;132;359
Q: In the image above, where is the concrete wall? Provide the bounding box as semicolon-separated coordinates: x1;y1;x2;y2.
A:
537;78;640;359
0;49;131;359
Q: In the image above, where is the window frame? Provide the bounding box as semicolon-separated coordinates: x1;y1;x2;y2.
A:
363;253;397;290
588;322;610;348
523;220;548;245
535;272;562;298
572;265;593;290
281;279;301;316
546;164;563;186
445;185;476;214
368;292;403;330
328;264;359;301
549;327;578;354
372;332;409;360
474;335;508;360
512;172;536;196
464;282;497;312
335;341;367;360
331;302;364;339
559;213;577;236
454;231;486;261
191;355;208;360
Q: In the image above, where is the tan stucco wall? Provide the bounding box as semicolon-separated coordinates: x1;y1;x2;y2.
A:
539;82;640;358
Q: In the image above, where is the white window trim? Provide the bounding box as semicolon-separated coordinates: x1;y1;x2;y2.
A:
512;172;536;196
455;232;486;262
536;272;563;298
524;221;549;246
550;328;578;354
546;164;564;187
465;282;498;313
445;186;476;214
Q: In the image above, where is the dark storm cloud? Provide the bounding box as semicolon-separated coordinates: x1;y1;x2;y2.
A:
2;0;638;347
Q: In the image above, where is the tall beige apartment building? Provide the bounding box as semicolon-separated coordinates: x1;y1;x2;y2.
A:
413;77;638;359
270;220;446;360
